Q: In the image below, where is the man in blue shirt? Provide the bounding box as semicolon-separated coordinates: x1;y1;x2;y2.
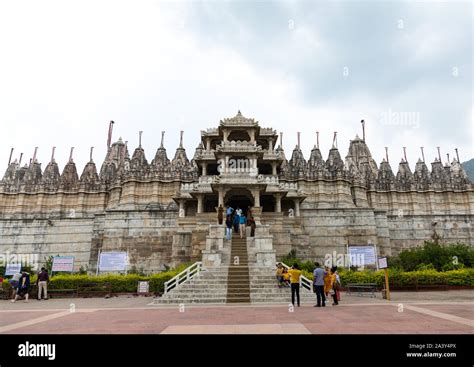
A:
313;262;326;307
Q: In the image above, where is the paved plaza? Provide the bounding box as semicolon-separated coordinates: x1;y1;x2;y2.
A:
0;290;472;334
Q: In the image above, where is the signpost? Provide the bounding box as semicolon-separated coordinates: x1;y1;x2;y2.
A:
5;263;21;276
98;252;128;274
378;256;390;300
137;281;149;294
51;256;75;275
347;245;377;268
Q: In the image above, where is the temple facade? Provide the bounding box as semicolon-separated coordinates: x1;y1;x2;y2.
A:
1;111;473;272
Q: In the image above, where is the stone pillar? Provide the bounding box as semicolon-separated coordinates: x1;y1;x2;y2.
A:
253;189;260;207
223;130;229;142
274;193;282;213
249;130;255;143
294;199;300;217
271;162;277;175
202;162;207;176
206;138;211;151
218;189;224;207
197;194;204;214
269;138;273;152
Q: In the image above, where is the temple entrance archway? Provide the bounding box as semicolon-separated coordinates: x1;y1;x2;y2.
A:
224;188;254;216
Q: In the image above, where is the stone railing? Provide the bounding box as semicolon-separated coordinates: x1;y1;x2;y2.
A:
257;174;279;185
216;140;262;152
181;182;199;192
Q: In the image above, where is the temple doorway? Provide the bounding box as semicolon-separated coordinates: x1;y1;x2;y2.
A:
224;188;254;216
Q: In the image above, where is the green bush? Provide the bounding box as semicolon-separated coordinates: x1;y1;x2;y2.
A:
389;241;474;271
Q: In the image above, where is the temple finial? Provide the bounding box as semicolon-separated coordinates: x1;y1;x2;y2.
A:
420;147;425;163
446;153;450;165
316;131;319;149
51;147;56;163
455;148;460;163
179;131;184;149
19;153;23;166
332;132;338;149
90;147;94;162
280;132;283;149
160;131;165;148
403;147;407;163
437;147;441;162
361;119;365;141
139;131;143;148
385;147;389;163
297;132;301;149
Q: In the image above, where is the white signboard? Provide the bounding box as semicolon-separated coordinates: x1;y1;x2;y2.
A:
348;245;377;266
98;252;128;272
5;263;21;276
52;256;75;272
378;257;388;269
137;281;149;294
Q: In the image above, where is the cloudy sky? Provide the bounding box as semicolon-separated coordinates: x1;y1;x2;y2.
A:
0;0;472;177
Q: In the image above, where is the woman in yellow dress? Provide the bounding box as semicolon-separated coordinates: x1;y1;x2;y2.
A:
323;266;332;297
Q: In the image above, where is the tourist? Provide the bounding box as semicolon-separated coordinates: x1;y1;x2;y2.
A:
330;266;341;306
12;271;30;303
36;267;49;300
225;215;232;240
275;264;284;287
236;207;242;216
239;213;247;238
248;215;256;237
313;262;326;307
282;268;290;287
324;266;332;297
9;271;21;299
217;205;224;225
233;212;240;233
226;206;234;216
288;263;302;307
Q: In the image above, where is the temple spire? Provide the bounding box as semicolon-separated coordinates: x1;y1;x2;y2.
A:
51;146;56;162
385;147;389;163
403;147;407;162
297;132;301;149
179;130;184;149
361;119;365;141
316;131;319;149
90;147;94;162
139;131;143;148
19;153;23;166
332;132;338;148
446;153;450;165
280;132;283;149
160;131;165;148
420;147;425;163
455;148;460;163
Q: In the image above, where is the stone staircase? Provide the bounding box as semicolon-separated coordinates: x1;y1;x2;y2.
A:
226;234;251;303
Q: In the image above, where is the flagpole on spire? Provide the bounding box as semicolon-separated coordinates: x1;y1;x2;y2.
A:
8;148;13;166
455;148;460;163
107;121;114;150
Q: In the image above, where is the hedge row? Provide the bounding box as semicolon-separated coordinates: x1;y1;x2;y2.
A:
301;268;474;287
1;271;178;294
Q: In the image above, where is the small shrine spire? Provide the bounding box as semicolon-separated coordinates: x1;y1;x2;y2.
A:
420;147;425;163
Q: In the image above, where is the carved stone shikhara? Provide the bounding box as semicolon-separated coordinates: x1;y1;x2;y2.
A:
0;111;472;272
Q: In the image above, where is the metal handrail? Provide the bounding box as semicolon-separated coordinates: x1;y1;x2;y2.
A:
164;262;203;294
278;262;313;292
